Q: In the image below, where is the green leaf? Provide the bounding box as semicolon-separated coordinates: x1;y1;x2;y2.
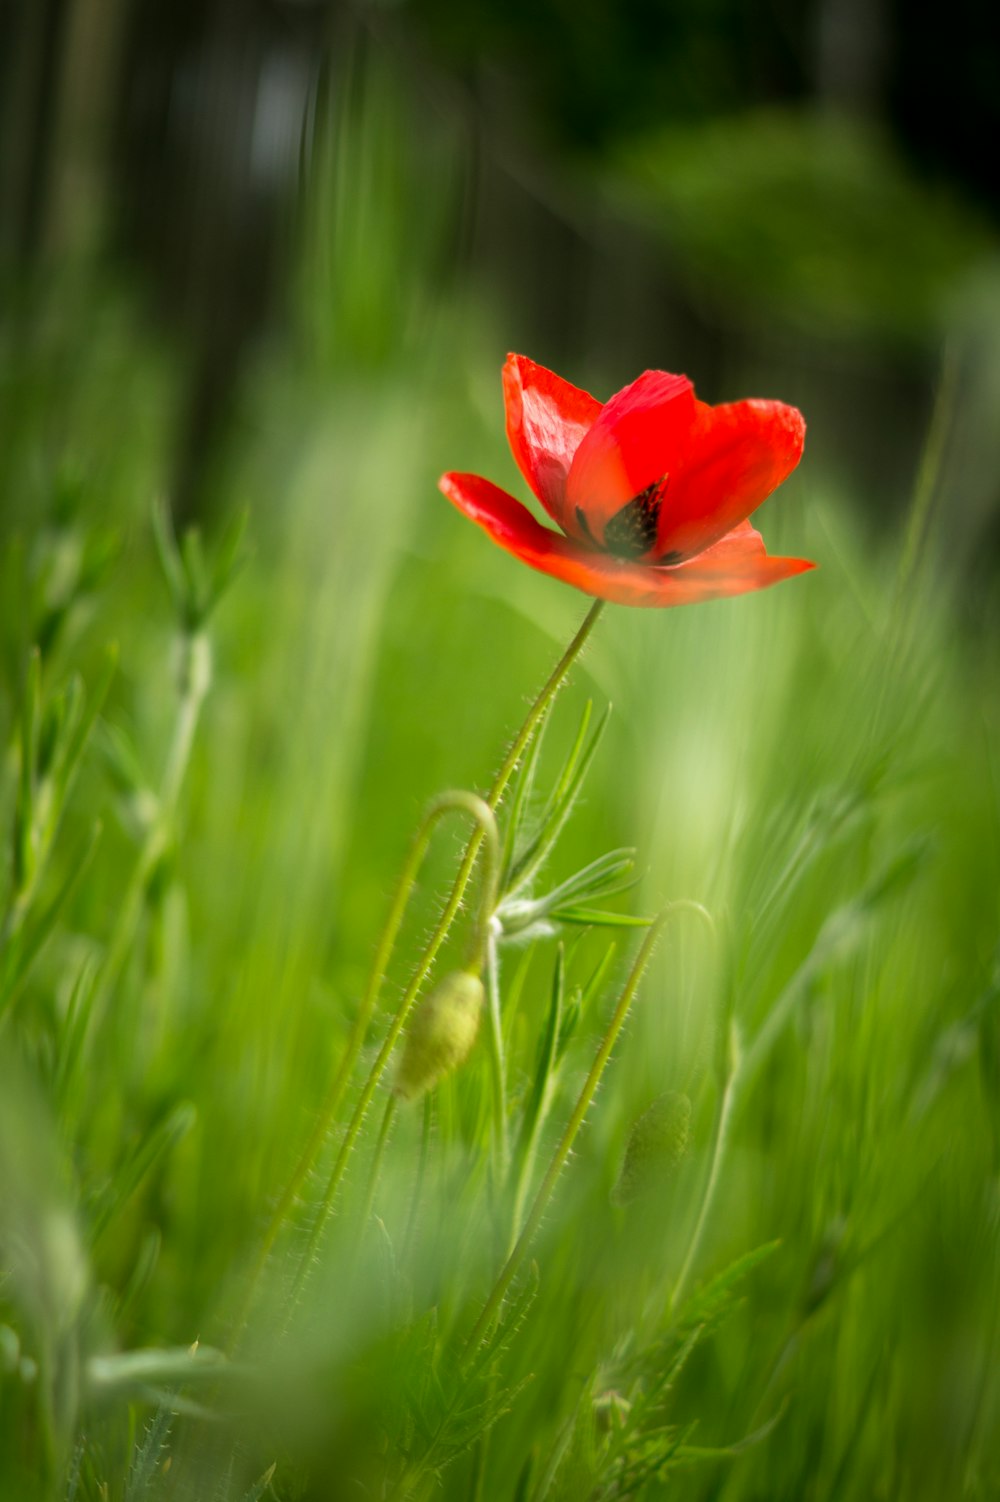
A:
560;943;618;1058
506;704;611;896
64;1441;83;1502
89;1101;197;1244
52;643;117;810
241;1463;277;1502
87;1344;234;1397
0;819;103;1021
207;506;250;614
501;698;555;883
13;646;41;894
517;948;565;1161
673;1240;781;1333
550;907;653;929
742;842;928;1098
124;1404;174;1502
151;499;187;621
498;849;638;937
180;528;210;626
53;954;99;1109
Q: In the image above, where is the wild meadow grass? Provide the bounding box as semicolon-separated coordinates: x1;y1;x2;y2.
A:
1;273;998;1502
2;46;1000;1491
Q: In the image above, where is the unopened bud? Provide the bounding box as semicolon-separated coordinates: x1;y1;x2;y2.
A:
394;972;485;1102
593;1389;631;1433
612;1090;691;1206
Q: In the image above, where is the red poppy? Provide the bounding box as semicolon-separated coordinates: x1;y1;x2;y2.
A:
439;354;814;607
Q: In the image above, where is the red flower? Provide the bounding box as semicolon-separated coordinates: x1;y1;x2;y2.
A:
440;354;814;608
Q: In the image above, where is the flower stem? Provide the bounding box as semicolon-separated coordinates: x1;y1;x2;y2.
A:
466;601;604;1188
249;600;604;1330
490;600;604;807
286;795;500;1306
484;929;508;1175
236;791;497;1337
357;1095;397;1245
91;630;211;1031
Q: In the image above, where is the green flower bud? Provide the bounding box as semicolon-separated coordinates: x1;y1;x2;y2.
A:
593;1388;631;1433
612;1090;691;1206
394;972;485;1102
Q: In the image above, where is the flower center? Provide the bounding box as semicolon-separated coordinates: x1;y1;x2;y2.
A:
602;476;669;559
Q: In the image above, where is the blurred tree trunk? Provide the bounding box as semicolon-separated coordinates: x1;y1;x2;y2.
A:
0;0;129;266
1;0;66;265
814;0;888;117
46;0;130;257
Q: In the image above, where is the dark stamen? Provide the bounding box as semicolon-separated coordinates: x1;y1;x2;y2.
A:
603;476;669;559
575;507;599;546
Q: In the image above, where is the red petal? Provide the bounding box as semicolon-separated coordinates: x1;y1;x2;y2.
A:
503;354;602;536
440;475;814;609
656;398;805;561
565;369;697;543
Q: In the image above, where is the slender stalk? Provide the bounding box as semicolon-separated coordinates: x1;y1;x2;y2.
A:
486;600;604;813
226;599;605;1349
251;793;496;1284
669;1025;740;1315
357;1095;397;1244
483;928;509;1174
507;1093;546;1267
231;791;498;1343
270;601;603;1315
894;346;955;602
286;794;500;1306
160;633;211;812
91;630;211;1026
463;905;670;1360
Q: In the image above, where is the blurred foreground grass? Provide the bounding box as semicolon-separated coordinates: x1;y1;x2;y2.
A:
2;70;1000;1502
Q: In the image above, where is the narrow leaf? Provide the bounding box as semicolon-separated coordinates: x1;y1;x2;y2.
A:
506;704;611;895
124;1405;174;1502
241;1463;277;1502
90;1101;197;1243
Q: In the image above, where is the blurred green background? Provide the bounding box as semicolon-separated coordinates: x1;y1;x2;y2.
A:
1;2;1000;1499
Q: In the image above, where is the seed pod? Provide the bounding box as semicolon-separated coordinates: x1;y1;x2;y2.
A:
394;971;485;1102
612;1090;691;1206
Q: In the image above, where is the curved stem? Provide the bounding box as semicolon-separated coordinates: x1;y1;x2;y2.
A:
234;792;497;1342
254;793;494;1276
244;599;603;1334
287;795;500;1306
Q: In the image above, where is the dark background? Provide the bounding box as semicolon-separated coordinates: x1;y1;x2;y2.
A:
2;0;999;552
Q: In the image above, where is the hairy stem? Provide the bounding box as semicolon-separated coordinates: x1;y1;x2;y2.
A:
484;929;509;1175
286;794;500;1307
251;793;495;1289
357;1095;397;1246
272;601;603;1309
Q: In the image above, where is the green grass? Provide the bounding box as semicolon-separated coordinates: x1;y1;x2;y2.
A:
2;73;1000;1502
